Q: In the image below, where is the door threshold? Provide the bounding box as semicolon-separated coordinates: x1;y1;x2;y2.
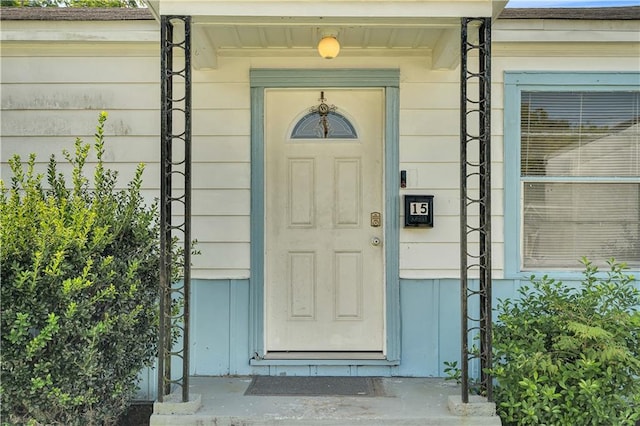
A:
263;351;386;360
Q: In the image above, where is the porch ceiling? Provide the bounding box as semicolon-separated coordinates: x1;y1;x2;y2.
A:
147;0;507;70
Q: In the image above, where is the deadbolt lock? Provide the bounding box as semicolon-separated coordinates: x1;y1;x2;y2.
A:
370;212;381;227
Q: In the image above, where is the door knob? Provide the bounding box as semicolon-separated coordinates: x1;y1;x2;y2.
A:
371;236;381;246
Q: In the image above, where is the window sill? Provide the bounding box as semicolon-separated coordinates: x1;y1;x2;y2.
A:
505;268;639;282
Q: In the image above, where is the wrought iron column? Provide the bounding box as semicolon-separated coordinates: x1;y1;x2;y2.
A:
159;15;192;404
460;17;493;403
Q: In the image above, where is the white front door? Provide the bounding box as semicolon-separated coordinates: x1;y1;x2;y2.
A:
265;88;385;354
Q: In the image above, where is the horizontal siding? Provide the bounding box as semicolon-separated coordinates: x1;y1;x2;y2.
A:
1;110;158;136
400;109;504;137
0;46;508;280
400;216;504;243
399;81;505;111
494;55;640;73
191;82;251;109
3;22;637;281
191;243;250;270
397;60;505;278
1;56;160;83
2;135;249;164
1;20;159;40
190;216;250;241
3;136;159;163
400;243;460;276
1;83;160;110
400;135;505;162
0;162;251;194
190;189;249;215
398;163;504;190
1;82;249;110
0;109;249;136
494;19;640;43
1;41;252;279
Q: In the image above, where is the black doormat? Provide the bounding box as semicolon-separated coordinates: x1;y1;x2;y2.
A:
244;376;385;397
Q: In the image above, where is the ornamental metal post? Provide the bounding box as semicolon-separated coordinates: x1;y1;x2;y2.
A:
159;15;192;404
460;17;493;403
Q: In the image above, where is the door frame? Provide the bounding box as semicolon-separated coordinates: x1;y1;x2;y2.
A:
249;69;400;362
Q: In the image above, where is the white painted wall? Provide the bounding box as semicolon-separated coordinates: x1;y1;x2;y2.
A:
2;16;637;280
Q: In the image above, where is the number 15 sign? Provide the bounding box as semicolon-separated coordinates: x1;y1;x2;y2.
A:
404;195;434;228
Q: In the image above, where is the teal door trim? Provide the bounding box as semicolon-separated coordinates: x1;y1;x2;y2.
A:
250;69;401;362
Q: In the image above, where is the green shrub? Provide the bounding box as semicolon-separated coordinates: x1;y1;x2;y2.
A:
492;259;640;426
0;112;166;425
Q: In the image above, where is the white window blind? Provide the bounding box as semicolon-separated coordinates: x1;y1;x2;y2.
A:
520;91;640;269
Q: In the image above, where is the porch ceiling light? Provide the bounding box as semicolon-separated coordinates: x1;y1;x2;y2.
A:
318;29;340;59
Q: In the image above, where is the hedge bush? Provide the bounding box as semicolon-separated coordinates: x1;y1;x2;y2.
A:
0;113;167;425
492;259;640;425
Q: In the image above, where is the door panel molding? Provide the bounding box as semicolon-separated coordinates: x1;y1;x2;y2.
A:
250;69;400;362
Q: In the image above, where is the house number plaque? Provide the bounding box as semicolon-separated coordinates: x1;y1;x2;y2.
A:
404;195;434;228
371;212;381;227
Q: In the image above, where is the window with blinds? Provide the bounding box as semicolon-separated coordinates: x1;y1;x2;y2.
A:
520;91;640;269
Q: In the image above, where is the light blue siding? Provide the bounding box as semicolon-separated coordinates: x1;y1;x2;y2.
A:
398;280;442;376
192;278;523;377
192;281;230;374
136;275;637;399
191;279;251;376
136;362;157;401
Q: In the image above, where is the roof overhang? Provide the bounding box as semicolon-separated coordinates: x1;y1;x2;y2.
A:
146;0;507;69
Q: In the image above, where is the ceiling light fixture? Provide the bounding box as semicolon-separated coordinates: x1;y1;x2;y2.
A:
318;29;340;59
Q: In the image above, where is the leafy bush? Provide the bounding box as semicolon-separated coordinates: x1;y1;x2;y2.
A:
492;259;640;426
0;113;165;425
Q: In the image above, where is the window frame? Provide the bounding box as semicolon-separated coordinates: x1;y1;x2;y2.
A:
504;71;640;279
290;110;359;140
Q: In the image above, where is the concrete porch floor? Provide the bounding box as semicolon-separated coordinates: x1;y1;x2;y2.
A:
150;376;502;426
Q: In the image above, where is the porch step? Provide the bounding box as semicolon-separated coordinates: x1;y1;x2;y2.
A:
150;377;502;426
150;415;500;425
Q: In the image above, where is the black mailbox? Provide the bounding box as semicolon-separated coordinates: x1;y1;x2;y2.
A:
404;195;434;228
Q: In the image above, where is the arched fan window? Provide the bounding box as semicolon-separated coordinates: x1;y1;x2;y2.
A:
291;111;358;139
